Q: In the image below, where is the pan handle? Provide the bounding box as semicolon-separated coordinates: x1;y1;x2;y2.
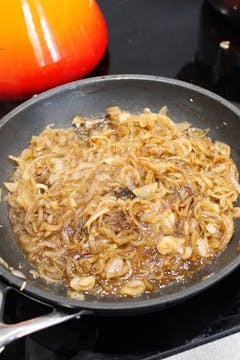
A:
0;281;89;351
0;308;87;351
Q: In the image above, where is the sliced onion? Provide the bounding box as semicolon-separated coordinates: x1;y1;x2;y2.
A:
132;182;158;199
105;257;124;279
51;158;64;171
67;288;85;300
118;112;130;122
157;236;185;255
159;106;168;116
39;222;62;232
11;269;27;279
70;276;95;292
197;238;209;258
176;121;191;131
221;215;234;248
229;165;240;193
85;207;109;230
4;182;17;192
159;209;176;234
48;173;59;184
120;280;146;296
181;246;192;260
206;223;219;234
17;190;34;209
8;155;20;162
233;207;240;218
36;183;48;190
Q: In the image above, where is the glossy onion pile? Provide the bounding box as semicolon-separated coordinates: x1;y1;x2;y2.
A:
5;107;240;298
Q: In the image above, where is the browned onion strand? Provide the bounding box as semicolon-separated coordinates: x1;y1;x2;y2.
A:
5;106;240;298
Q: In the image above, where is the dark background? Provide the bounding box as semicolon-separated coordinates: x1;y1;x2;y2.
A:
96;0;202;77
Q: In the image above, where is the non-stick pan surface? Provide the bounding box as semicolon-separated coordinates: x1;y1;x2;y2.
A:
1;75;240;315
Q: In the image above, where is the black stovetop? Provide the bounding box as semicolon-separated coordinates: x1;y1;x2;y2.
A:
1;1;240;359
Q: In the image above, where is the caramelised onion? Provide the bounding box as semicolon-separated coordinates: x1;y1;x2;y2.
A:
39;222;62;232
159;209;176;234
132;182;158;199
5;106;240;298
51;158;64;171
4;182;17;192
48;173;59;184
118;112;130;122
85;207;109;230
70;276;95;292
159;106;168;116
120;280;146;296
221;215;234;248
17;190;34;209
105;257;124;279
157;236;185;255
176;121;191;131
206;223;219;234
181;246;192;260
196;238;209;258
233;207;240;218
11;269;27;279
67;288;85;300
229;165;240;193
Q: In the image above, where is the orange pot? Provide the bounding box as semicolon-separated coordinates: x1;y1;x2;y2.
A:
0;0;108;99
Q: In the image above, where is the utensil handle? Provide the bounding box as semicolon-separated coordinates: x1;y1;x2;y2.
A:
0;281;87;351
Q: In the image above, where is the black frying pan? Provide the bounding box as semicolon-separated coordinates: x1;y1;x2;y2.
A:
0;74;240;348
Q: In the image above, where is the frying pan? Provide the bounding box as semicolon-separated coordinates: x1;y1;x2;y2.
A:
0;74;240;349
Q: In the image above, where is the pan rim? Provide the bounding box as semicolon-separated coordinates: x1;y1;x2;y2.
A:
1;74;240;312
1;73;240;128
